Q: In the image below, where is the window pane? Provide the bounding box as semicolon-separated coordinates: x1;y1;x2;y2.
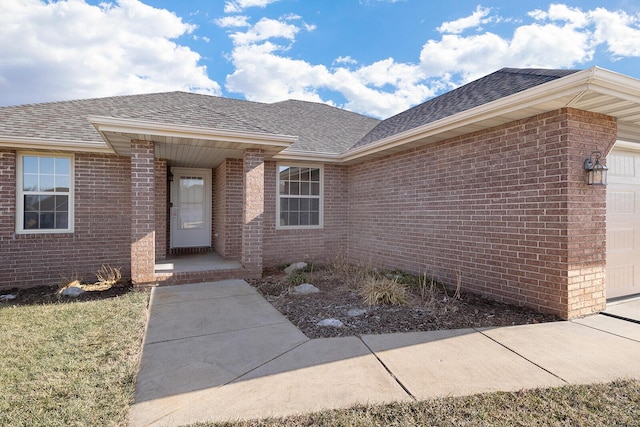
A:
289;198;299;211
55;195;68;211
23;174;38;191
290;182;299;195
279;166;290;181
39;174;55;192
300;211;310;226
300;198;309;210
288;212;299;226
301;182;310;195
311;212;319;225
40;157;55;174
24;195;39;212
311;182;320;196
280;198;289;211
279;212;288;226
300;168;310;181
24;212;38;229
289;167;299;180
40;195;55;211
23;156;38;174
281;182;290;195
311;198;319;211
310;168;320;182
55;175;69;192
39;212;55;229
55;158;70;175
55;213;68;229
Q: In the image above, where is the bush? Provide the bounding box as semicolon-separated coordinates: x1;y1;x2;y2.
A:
287;270;310;286
360;275;407;306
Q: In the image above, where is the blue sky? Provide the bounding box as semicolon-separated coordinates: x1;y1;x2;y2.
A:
2;0;640;118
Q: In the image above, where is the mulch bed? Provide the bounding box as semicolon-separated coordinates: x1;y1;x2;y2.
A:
249;267;560;339
0;282;135;306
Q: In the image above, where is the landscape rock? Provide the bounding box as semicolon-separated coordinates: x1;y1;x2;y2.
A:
347;308;367;317
60;286;85;298
0;294;16;301
293;283;320;294
284;262;307;274
317;318;344;328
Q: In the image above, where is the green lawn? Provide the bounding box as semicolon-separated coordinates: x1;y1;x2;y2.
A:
0;291;148;427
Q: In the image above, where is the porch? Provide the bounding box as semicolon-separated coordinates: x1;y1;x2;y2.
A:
155;252;248;286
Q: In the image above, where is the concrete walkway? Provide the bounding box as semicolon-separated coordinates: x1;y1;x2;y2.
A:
129;280;640;427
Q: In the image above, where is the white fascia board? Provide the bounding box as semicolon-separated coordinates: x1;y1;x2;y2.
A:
273;150;342;163
0;136;113;153
88;115;298;147
341;68;602;163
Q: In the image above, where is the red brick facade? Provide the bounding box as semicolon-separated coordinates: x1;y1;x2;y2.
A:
214;159;243;259
262;162;349;266
130;141;156;286
242;149;264;273
347;108;616;318
0;150;131;289
0;108;619;318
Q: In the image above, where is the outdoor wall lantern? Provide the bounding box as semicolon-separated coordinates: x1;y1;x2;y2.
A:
584;151;608;185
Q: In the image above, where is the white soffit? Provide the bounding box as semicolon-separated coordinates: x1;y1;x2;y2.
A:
88;115;298;166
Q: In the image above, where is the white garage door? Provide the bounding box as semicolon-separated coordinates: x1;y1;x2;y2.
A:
606;143;640;299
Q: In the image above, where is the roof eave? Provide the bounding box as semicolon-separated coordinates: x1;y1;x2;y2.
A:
0;136;114;154
340;67;606;163
87;115;298;156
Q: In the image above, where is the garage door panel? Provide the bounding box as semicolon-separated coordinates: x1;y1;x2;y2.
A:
607;146;640;299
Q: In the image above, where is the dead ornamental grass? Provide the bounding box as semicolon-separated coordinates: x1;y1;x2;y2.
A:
0;290;148;427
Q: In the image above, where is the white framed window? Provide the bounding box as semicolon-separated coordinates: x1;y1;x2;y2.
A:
276;164;323;229
16;153;74;234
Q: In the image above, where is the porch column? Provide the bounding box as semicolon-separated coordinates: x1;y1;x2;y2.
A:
242;149;264;274
131;140;156;286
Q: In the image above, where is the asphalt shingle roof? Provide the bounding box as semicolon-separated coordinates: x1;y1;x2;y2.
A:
352;68;580;150
0;92;380;155
0;68;581;156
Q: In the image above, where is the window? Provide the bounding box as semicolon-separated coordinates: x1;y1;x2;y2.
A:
277;165;322;228
17;154;73;233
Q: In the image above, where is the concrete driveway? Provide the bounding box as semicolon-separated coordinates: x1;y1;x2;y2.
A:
129;280;640;427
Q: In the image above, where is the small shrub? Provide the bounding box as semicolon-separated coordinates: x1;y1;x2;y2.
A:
96;265;122;287
287;270;310;286
360;275;407;306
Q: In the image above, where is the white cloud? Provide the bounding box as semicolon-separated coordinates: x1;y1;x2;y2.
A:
215;15;250;28
229;17;300;46
0;0;220;106
220;3;640;119
437;5;492;34
334;56;358;65
223;0;280;14
224;18;432;118
589;7;640;57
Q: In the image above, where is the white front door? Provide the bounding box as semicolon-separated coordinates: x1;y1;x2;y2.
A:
170;168;212;248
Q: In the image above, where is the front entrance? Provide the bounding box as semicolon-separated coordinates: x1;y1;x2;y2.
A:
606;143;640;298
170;168;212;248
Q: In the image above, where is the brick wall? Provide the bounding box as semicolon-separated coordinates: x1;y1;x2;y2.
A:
214;158;243;259
155;159;167;260
0;151;131;290
130;141;155;286
347;108;616;319
242;149;264;273
262;162;349;266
